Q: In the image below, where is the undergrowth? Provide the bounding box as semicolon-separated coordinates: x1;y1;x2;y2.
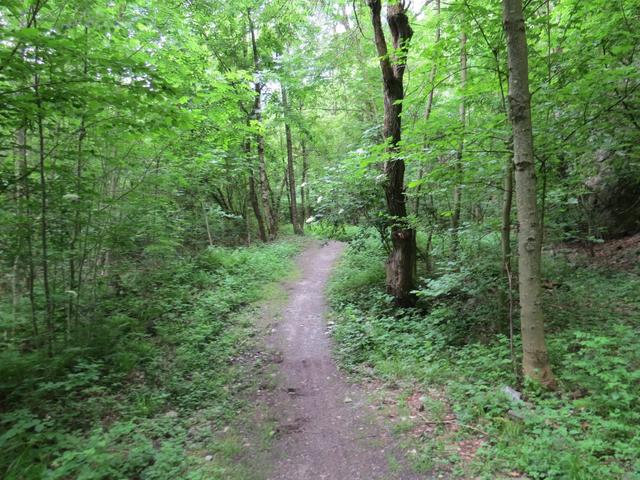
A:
0;239;303;479
328;229;640;480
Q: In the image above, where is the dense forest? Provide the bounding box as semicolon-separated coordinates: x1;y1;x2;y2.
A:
1;0;639;479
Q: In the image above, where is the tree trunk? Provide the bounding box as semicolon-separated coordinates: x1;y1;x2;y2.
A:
11;129;23;340
300;139;310;224
17;125;39;340
248;9;277;241
202;202;214;246
451;31;467;256
244;126;268;242
35;67;54;356
248;170;267;242
68;115;85;338
502;0;555;387
282;85;302;234
67;26;89;337
256;95;277;240
414;0;440;216
501;154;514;277
499;148;514;334
367;1;416;306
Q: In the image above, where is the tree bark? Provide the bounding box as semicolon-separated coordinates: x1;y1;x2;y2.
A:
502;0;555;387
367;0;416;306
414;0;440;216
248;9;277;241
248;171;267;242
501;155;514;277
300;139;310;224
244;132;268;242
282;85;302;234
17;125;39;340
35;66;53;356
451;31;467;256
12;129;23;340
67;25;89;336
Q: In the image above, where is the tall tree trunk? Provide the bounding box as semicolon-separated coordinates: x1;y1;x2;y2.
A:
12;129;23;340
500;147;515;335
17;125;39;340
202;202;214;246
248;170;268;242
367;1;416;306
451;31;467;256
248;9;277;241
282;84;302;234
35;62;53;356
68;26;89;334
501;155;514;276
414;0;440;216
502;0;555;387
256;93;277;240
244;128;268;242
300;139;310;224
68;115;85;338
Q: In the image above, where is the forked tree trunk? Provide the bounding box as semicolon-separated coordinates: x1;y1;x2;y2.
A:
502;0;555;387
367;0;416;306
282;85;302;234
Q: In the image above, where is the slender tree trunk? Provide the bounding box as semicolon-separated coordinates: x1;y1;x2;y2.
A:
76;205;92;333
68;26;89;335
202;202;214;246
256;91;276;240
367;1;416;306
451;32;467;256
300;139;310;225
503;0;555;387
497;59;514;291
244;126;268;242
248;171;267;242
248;9;276;241
501;156;514;275
500;149;515;334
425;0;440;123
67;116;85;340
17;126;39;339
35;66;53;356
414;0;441;216
11;129;23;340
243;198;251;245
282;85;302;234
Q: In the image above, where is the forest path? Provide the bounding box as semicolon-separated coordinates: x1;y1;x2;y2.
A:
261;241;419;480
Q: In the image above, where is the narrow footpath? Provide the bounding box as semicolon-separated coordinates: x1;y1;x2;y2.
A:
263;241;419;480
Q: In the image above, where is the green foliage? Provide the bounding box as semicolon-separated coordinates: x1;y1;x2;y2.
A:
0;240;301;479
329;232;640;479
1;0;639;478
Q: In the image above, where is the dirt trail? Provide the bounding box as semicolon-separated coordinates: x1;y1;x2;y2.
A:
264;241;417;480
